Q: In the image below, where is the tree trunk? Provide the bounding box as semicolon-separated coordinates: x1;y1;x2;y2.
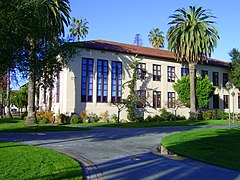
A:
6;68;12;118
25;70;37;125
25;38;37;125
48;86;52;111
189;62;197;119
0;88;3;118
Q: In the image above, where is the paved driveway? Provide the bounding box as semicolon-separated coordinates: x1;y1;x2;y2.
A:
1;126;240;179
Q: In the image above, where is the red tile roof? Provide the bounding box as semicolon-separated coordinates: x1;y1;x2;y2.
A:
76;40;230;67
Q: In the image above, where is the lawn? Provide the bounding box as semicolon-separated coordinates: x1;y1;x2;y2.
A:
161;128;240;171
0;118;90;133
69;119;238;128
0;142;83;179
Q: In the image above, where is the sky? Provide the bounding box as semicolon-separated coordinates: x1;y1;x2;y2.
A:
68;0;240;62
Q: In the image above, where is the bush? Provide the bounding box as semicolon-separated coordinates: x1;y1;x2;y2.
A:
38;117;48;125
57;113;69;124
70;114;80;124
79;110;88;123
100;111;110;122
159;108;170;121
36;111;54;123
20;112;27;120
135;115;144;122
91;114;100;123
110;114;118;123
202;110;228;120
145;115;162;122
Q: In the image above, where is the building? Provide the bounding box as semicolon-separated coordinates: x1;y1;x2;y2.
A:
39;40;240;120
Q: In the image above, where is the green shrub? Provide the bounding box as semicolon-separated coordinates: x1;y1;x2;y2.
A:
110;114;118;123
202;110;228;120
70;114;80;124
91;114;100;123
145;115;162;122
135;115;144;122
159;108;170;121
38;117;48;125
20;112;27;120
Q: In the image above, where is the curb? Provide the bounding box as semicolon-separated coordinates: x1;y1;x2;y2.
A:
47;147;105;180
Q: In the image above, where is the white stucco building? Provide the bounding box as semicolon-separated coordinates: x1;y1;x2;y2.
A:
39;40;240;120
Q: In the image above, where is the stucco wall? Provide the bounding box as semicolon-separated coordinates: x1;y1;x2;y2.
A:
39;47;240;120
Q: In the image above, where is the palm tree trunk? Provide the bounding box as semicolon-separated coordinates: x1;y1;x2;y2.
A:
25;39;37;125
189;62;197;119
0;87;3;118
6;68;12;118
25;70;37;125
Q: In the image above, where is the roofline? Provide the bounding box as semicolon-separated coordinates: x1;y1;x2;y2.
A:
74;40;230;68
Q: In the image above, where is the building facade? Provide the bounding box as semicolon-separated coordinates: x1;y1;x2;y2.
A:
39;40;240;120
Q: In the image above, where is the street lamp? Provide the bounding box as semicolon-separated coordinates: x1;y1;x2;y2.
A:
226;81;232;129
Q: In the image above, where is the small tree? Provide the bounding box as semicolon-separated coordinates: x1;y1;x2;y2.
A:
11;86;28;114
124;60;139;121
173;75;215;109
133;34;143;46
229;48;240;88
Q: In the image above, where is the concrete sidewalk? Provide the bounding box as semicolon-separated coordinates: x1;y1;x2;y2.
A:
1;126;240;179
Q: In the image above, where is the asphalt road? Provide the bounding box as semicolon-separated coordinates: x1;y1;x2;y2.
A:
1;126;240;180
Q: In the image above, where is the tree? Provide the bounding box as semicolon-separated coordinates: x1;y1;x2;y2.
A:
19;0;71;125
133;34;143;46
229;48;240;88
69;17;89;42
11;86;28;114
124;60;139;121
173;75;215;109
148;28;164;49
167;6;219;119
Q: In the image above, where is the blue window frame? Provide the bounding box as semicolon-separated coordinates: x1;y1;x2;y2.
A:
111;61;122;103
97;60;108;102
81;58;93;102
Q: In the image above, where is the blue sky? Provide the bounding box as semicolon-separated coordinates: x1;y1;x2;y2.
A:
68;0;240;62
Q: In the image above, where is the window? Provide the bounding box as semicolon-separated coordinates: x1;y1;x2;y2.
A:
153;65;161;81
81;58;93;102
137;63;146;80
153;91;161;108
56;70;60;103
223;95;229;109
97;60;108;102
201;70;208;78
167;66;175;82
168;92;175;108
212;72;219;86
181;68;189;76
111;61;122;103
223;73;229;87
136;90;146;108
213;94;219;109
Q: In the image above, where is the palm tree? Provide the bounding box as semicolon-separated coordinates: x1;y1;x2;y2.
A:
25;0;71;125
167;6;219;119
70;18;89;42
148;28;164;49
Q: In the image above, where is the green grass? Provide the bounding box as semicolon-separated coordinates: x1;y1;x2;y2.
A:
0;118;90;133
69;120;237;128
0;142;83;179
161;128;240;171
